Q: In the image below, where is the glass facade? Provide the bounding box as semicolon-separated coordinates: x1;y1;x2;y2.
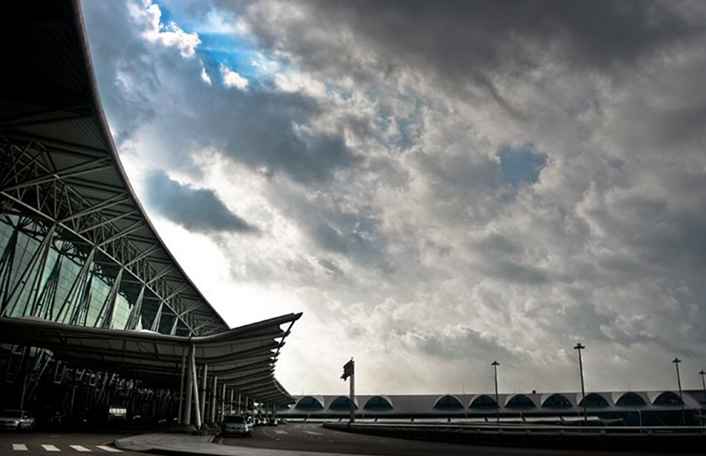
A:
0;217;136;330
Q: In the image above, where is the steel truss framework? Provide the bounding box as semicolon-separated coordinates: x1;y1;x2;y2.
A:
0;0;229;337
0;0;302;417
0;138;223;336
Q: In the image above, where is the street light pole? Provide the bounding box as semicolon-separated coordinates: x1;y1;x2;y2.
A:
699;369;706;426
491;361;500;424
673;358;683;399
574;343;586;423
673;358;684;425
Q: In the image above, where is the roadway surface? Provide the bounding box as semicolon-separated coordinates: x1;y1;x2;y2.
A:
0;432;137;455
222;422;696;456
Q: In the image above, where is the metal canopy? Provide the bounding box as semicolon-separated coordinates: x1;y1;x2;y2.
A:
0;0;228;336
0;312;301;405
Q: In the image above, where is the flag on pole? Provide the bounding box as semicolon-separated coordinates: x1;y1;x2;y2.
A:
341;358;354;380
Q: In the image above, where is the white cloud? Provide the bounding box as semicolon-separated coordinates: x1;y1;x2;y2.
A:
128;0;200;58
274;71;326;98
200;66;212;86
220;64;249;90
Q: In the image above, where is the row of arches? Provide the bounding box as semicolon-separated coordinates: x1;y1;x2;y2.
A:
296;395;393;411
295;391;685;412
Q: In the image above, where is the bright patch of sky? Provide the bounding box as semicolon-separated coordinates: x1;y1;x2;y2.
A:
151;0;281;87
497;144;547;187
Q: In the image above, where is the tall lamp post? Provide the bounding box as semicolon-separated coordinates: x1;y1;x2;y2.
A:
491;361;500;424
673;358;684;425
574;343;586;423
699;369;706;426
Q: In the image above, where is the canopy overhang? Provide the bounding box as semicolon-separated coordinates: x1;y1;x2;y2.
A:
0;312;301;405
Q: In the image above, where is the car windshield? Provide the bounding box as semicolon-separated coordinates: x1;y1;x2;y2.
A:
223;415;245;424
1;410;22;418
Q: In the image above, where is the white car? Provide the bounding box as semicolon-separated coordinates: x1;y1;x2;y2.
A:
0;409;35;431
222;415;251;436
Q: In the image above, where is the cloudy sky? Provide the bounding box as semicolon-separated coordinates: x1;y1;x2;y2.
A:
82;0;706;395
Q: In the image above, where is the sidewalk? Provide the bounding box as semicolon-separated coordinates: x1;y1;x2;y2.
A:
114;433;359;456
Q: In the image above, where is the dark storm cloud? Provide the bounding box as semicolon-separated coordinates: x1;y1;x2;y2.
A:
248;0;701;89
409;326;519;363
145;171;258;234
205;90;357;183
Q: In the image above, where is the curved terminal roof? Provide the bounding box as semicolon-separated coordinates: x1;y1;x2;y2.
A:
0;0;225;336
0;1;302;406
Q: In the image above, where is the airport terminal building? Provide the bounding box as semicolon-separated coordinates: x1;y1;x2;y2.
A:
0;1;300;428
282;392;706;426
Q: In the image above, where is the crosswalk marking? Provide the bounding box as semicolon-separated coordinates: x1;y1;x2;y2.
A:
274;429;288;434
41;445;61;452
12;444;28;451
96;445;122;453
70;445;92;452
304;430;323;436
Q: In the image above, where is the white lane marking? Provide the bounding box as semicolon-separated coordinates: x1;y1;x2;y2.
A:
70;445;92;452
12;444;28;451
304;430;323;436
41;445;61;452
96;446;122;453
274;430;288;434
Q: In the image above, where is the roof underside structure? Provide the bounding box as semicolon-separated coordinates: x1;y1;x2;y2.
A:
0;0;301;406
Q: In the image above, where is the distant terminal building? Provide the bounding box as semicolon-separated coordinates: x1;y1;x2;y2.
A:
0;0;300;427
280;392;706;426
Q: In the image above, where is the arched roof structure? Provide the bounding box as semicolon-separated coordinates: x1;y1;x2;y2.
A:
541;393;573;409
432;394;465;410
615;392;648;407
295;396;325;410
652;391;683;406
505;394;536;409
364;395;394;411
329;396;358;410
469;394;498;409
578;393;611;408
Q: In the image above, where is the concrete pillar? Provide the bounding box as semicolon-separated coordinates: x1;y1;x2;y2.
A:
199;364;208;424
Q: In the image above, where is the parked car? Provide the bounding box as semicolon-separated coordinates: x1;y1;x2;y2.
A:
0;409;35;431
221;415;251;436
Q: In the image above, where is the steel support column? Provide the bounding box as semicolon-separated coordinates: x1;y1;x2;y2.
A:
190;345;202;428
177;350;186;423
199;364;208;424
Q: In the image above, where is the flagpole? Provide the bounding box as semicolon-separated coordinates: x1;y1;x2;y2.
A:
349;363;355;424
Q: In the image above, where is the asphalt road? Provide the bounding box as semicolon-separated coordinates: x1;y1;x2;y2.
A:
222;422;693;456
0;432;139;455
